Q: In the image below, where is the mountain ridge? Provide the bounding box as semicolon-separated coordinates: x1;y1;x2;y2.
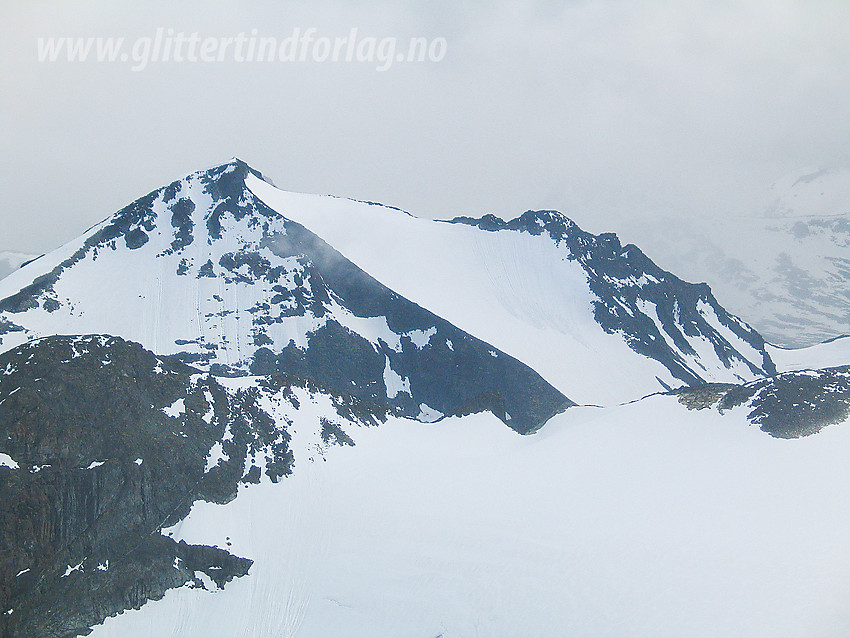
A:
448;209;776;384
2;158;850;637
0;159;572;433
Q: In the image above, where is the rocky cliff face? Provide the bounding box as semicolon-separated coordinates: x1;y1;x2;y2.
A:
450;211;776;388
0;334;378;637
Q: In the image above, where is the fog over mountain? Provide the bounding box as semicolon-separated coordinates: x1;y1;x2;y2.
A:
621;167;850;348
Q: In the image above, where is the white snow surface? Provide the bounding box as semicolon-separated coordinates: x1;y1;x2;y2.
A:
0;452;19;470
203;442;227;473
769;337;850;373
381;356;410;399
162;398;186;418
248;176;760;405
62;562;83;578
415;403;443;423
90;398;850;638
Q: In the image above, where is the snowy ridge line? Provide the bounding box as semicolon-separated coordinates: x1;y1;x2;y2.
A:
248;170;775;404
0;159;571;431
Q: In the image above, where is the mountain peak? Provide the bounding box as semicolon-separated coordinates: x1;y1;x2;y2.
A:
0;159;776;409
0;160;572;432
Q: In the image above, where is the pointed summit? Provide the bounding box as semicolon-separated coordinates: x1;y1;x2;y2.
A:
0;159;776;407
0;160;572;432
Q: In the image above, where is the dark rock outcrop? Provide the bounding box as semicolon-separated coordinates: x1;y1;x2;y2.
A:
0;335;301;637
673;366;850;438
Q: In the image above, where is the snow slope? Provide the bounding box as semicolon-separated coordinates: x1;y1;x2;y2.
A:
247;174;772;405
90;396;850;638
769;336;850;373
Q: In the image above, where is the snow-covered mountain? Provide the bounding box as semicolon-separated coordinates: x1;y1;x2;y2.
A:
2;159;850;637
0;159;774;406
0;160;569;433
247;174;776;403
619;167;850;348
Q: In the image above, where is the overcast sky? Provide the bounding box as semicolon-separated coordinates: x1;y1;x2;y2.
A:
2;0;850;253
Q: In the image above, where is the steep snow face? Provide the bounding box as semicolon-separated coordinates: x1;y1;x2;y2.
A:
89;397;850;638
247;176;773;405
0;160;569;432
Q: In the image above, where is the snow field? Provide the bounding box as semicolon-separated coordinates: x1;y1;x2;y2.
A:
92;396;850;637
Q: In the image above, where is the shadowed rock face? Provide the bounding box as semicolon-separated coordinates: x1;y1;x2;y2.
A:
255;222;574;433
0;331;568;636
0;160;573;434
673;366;850;438
450;211;776;387
0;335;297;637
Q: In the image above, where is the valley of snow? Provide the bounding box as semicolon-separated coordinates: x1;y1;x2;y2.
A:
90;396;850;638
